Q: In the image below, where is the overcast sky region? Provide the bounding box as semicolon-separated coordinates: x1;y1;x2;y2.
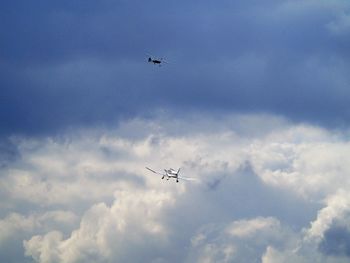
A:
2;0;350;262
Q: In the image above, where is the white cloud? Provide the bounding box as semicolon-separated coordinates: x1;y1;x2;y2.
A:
24;190;174;263
226;217;280;238
187;216;293;263
24;231;63;263
306;190;350;242
1;114;350;262
248;125;350;199
0;211;78;245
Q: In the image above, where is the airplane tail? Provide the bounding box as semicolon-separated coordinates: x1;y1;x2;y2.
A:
177;168;181;175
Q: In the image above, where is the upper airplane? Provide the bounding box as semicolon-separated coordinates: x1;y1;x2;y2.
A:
147;54;168;66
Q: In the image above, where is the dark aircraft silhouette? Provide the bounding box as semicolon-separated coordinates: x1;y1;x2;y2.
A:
147;54;167;66
148;57;162;65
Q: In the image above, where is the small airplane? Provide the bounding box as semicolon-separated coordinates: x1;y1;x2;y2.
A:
146;167;195;183
147;54;167;66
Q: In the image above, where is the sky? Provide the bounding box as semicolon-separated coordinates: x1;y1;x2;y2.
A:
1;0;350;262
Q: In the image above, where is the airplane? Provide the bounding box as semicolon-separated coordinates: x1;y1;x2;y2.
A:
145;167;195;183
147;54;167;66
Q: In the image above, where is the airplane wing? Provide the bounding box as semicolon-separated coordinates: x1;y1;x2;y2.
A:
145;167;165;176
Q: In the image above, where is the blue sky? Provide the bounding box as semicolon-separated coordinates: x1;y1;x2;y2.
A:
2;1;350;262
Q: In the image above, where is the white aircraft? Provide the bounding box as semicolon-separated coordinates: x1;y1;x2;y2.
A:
146;167;195;183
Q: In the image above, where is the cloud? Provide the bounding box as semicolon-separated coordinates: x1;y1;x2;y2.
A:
227;217;281;238
0;211;77;244
0;114;350;262
2;1;350;136
319;226;350;257
306;190;350;242
0;139;19;169
249;126;350;199
24;190;174;263
0;211;78;263
187;216;294;263
262;189;350;263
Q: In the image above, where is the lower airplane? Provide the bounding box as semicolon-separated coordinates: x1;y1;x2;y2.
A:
145;167;195;183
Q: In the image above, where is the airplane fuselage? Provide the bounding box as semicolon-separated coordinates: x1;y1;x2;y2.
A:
148;57;162;65
163;168;179;182
152;60;161;64
166;168;177;174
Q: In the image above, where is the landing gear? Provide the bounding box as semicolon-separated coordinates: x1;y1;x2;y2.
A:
161;176;164;179
176;179;179;183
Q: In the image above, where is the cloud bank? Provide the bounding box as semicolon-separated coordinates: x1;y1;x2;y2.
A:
1;114;350;262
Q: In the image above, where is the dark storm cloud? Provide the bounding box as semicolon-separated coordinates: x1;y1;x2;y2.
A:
319;225;350;257
1;0;350;136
